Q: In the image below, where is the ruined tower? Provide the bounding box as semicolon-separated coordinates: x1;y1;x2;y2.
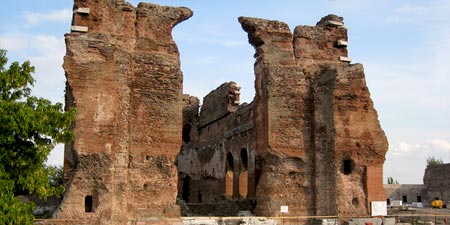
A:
57;0;192;224
239;15;388;217
176;15;387;220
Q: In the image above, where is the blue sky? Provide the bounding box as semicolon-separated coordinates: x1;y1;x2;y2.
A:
1;0;449;184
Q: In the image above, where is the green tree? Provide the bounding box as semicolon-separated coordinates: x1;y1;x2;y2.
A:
0;49;76;224
426;156;444;168
387;176;399;184
46;165;64;187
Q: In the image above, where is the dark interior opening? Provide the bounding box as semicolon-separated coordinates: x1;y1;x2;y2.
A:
343;158;354;175
240;148;248;169
182;175;190;203
417;195;422;202
197;191;202;203
182;124;192;143
85;195;93;212
227;152;234;171
402;195;407;203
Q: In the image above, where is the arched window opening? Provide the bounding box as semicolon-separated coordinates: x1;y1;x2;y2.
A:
239;148;249;199
226;152;234;171
225;152;234;197
240;148;248;170
343;158;355;175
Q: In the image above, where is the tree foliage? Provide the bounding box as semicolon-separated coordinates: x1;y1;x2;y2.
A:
387;176;399;184
46;165;64;187
0;49;76;224
426;156;444;168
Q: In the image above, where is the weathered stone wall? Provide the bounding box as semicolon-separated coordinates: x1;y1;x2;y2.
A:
424;164;450;203
59;0;387;221
384;184;427;204
177;82;256;211
198;82;241;128
383;164;450;206
58;0;191;224
239;15;388;217
239;16;317;216
294;15;348;67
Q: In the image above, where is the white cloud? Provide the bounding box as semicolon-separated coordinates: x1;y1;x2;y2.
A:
46;144;64;166
389;140;450;158
393;142;416;156
0;33;66;103
0;34;29;52
426;139;450;151
385;138;450;184
23;9;72;26
28;35;66;103
0;34;64;53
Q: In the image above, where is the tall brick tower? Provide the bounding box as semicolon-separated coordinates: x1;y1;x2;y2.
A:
56;0;192;224
239;14;388;218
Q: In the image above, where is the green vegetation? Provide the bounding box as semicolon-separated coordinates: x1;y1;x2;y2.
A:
46;165;64;187
426;156;444;168
0;49;75;224
387;176;399;184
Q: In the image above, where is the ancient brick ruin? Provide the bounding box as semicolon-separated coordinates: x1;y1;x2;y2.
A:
424;164;450;203
383;164;450;207
56;0;388;224
178;15;388;219
57;0;191;224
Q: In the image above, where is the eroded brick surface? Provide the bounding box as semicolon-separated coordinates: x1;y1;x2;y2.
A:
57;1;191;224
237;15;388;217
58;1;388;222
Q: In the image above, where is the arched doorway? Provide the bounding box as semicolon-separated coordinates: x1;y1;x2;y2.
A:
239;148;248;198
241;148;248;169
225;152;234;198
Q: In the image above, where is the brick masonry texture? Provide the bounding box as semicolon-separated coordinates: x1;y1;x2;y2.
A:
55;0;388;223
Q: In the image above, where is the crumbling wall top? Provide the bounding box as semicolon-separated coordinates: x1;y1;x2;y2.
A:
70;0;192;47
198;82;241;128
238;16;295;65
316;14;344;27
293;14;349;66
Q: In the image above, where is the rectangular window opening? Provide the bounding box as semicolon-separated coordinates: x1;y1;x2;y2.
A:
85;195;93;212
402;195;407;203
